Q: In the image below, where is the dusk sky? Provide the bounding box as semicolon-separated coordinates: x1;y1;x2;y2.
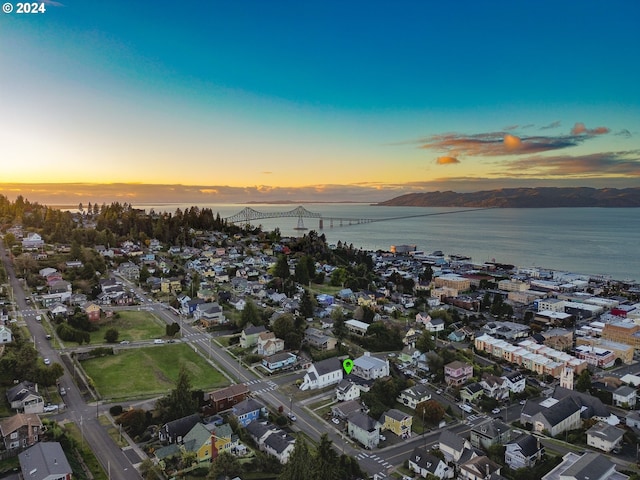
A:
1;1;639;204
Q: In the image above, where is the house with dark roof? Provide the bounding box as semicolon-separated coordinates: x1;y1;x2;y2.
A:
397;384;432;410
6;381;44;414
352;352;390;380
586;422;624;452
262;352;297;372
331;399;364;419
347;411;381;449
460;382;484;404
408;446;449;479
159;413;201;444
299;356;343;391
239;325;268;348
502;371;526;394
207;384;250;414
459;455;502;480
0;413;42;450
470;418;510;450
520;396;581;437
335;379;361;402
613;385;637;408
18;442;72;480
444;360;473;387
232;398;267;427
380;409;412;438
541;451;629;480
504;433;544;469
438;430;471;463
263;430;295;463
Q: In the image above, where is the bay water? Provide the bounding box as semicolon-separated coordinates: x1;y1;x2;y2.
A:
135;203;639;282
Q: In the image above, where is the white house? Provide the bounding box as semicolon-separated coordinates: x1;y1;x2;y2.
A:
352;352;389;380
299;357;343;391
408;447;450;479
0;325;12;344
502;371;526;394
613;385;637;408
586;422;624;452
397;385;432;410
335;380;361;402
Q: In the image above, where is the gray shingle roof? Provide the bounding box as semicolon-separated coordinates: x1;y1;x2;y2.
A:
314;356;342;376
348;411;379;432
560;452;616;480
18;442;72;480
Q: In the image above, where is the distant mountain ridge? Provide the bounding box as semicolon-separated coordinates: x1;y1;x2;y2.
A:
376;187;640;208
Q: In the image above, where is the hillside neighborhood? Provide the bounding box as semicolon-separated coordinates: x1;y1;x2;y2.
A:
0;197;639;480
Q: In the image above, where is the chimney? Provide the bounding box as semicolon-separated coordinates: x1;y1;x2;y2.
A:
485;462;490;479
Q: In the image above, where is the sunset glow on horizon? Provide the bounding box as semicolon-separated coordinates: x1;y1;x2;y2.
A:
1;1;639;204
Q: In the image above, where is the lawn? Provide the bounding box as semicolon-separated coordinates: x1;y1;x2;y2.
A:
88;310;167;344
81;343;228;400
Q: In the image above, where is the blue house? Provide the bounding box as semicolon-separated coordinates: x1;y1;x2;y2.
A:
262;352;297;372
232;398;267;427
316;294;335;307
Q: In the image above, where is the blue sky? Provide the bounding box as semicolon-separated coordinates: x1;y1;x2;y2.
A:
1;0;639;204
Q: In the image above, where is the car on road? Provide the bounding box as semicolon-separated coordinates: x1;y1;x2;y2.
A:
153;339;165;344
120;340;130;344
379;435;386;441
43;358;51;365
44;404;58;413
436;389;443;395
287;413;297;422
168;339;177;343
331;417;340;425
520;400;527;405
459;403;473;413
491;408;501;414
36;315;42;322
59;387;66;396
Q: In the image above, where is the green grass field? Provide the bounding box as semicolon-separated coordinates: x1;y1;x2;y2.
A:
81;343;228;400
89;310;167;344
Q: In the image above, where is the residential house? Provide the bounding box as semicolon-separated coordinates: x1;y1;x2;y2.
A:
159;413;201;444
345;319;369;336
415;312;431;327
480;374;510;401
551;386;611;421
380;409;412;439
194;302;225;327
118;262;140;280
613;385;637;408
331;399;364;420
459;455;502;480
444;361;473;387
626;410;640;429
263;431;295;463
299;357;343;391
438;430;472;463
586;422;624;452
21;233;44;250
0;325;12;343
502;371;526;394
207;384;250;414
0;413;42;450
18;442;72;480
504;433;544;470
180;423;213;463
448;328;468;342
84;303;101;321
347;411;381;449
304;327;337;351
256;332;285;356
352;352;389;380
240;325;268;348
408;447;450;479
397;384;432;410
232;398;267;427
49;303;68;318
460;382;484;404
520;396;581;437
399;345;422;365
335;380;361;402
262;352;297;372
209;423;237;458
6;381;44;414
470;418;511;450
542;451;629;480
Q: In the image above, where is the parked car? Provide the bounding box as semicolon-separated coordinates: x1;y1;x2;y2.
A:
459;403;473;413
43;358;51;365
43;404;58;413
331;417;340;425
492;408;501;414
59;387;66;396
120;340;130;344
153;339;165;344
288;413;297;422
520;400;527;405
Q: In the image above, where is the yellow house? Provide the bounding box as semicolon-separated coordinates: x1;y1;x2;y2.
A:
211;423;235;455
181;423;213;463
381;409;413;438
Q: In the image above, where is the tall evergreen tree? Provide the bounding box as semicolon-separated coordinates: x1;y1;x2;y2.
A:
279;439;313;480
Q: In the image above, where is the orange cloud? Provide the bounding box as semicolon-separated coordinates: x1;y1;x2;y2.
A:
571;122;610;135
436;156;460;165
503;134;522;151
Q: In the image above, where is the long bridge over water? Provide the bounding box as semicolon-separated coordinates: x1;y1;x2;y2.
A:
224;205;493;230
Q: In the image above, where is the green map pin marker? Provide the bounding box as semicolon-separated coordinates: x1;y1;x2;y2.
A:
343;359;353;375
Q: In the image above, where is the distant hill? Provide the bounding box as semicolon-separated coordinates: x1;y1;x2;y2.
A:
376;187;640;208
